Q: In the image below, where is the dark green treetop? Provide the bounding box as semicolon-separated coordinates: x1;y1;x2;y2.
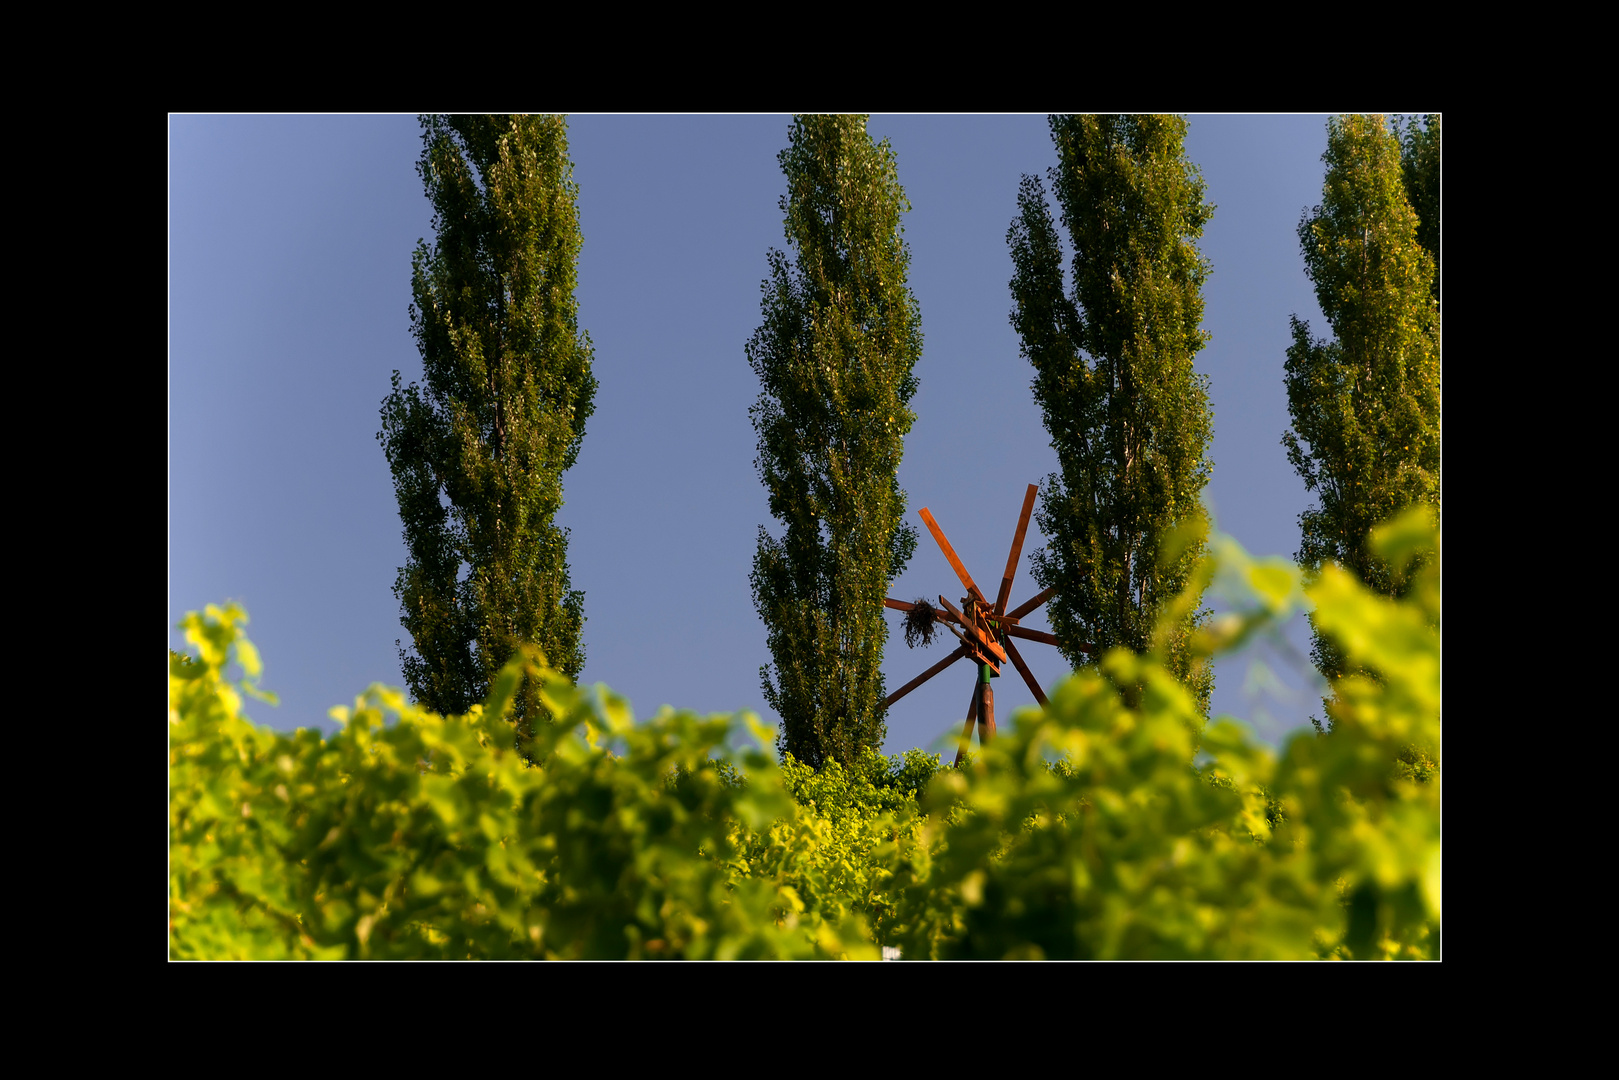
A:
748;115;922;770
1282;114;1440;684
379;115;596;737
1008;114;1215;715
1398;114;1440;309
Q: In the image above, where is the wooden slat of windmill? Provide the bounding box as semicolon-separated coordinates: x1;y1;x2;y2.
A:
883;484;1091;765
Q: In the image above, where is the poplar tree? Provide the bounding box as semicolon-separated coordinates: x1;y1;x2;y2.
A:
379;115;597;739
1282;114;1440;685
1008;115;1215;714
748;115;922;770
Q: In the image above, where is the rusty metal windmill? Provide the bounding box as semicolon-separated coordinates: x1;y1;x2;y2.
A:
883;484;1089;765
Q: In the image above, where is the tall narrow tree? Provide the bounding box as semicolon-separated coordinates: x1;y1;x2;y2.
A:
1282;114;1440;685
748;115;922;770
1008;115;1215;714
380;115;597;741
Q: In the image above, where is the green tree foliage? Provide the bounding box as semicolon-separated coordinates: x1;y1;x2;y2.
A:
379;115;597;740
741;748;941;947
169;605;875;959
748;115;923;770
169;512;1438;959
1282;115;1440;684
1398;115;1440;309
1008;115;1215;714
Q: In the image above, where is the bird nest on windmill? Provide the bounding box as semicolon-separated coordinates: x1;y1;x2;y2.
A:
902;598;940;649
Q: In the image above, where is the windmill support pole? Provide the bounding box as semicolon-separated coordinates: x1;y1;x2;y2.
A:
953;682;980;767
978;661;996;744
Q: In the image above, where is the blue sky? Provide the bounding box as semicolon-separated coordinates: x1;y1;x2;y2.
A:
169;113;1348;755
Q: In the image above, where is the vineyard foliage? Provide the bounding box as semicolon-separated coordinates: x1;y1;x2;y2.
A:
170;511;1439;959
